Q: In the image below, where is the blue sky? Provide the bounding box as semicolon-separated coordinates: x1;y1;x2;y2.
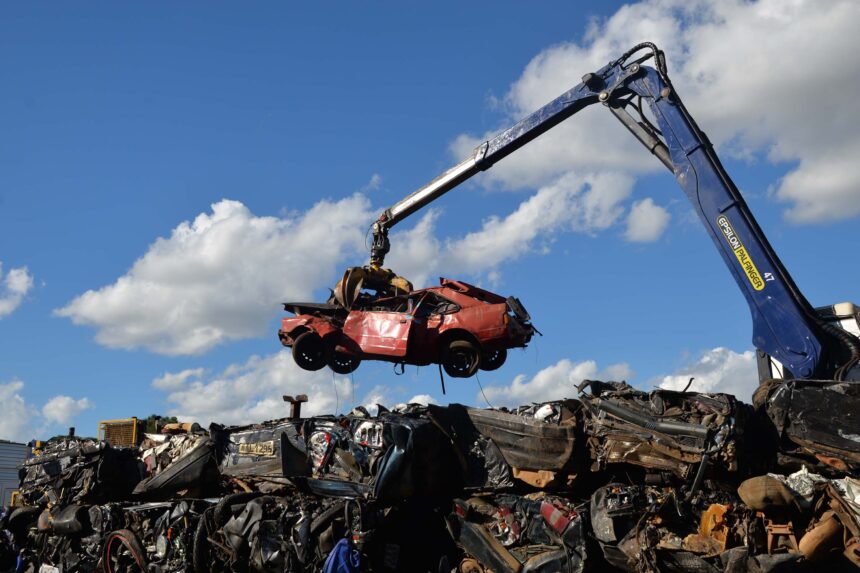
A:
2;1;859;441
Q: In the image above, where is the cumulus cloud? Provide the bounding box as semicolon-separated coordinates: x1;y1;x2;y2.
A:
152;368;206;391
360;385;391;411
0;381;35;442
406;394;437;406
453;0;860;222
658;347;758;401
362;173;383;192
152;350;366;426
479;358;634;407
0;263;34;318
41;396;94;426
387;172;634;287
56;196;373;355
0;380;93;442
625;198;671;242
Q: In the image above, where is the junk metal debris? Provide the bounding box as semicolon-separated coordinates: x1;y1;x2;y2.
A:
2;379;859;572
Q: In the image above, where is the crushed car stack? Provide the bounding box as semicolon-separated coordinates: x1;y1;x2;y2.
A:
2;378;859;572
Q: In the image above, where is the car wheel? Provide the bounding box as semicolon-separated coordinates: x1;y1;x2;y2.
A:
480;348;507;371
442;339;480;378
192;508;232;573
324;340;361;374
103;529;146;573
214;492;261;527
292;331;326;371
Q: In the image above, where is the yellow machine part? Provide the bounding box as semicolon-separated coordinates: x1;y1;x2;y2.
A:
98;417;142;447
334;266;413;308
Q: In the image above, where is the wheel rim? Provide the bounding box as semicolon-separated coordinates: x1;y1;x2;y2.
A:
446;347;478;376
205;529;234;570
293;332;325;371
106;536;142;573
329;352;360;374
480;348;507;371
195;510;233;572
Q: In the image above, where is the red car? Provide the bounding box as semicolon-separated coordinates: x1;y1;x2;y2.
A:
278;278;535;378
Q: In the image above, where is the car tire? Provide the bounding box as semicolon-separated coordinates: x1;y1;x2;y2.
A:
292;331;326;371
324;340;361;374
214;492;261;527
480;348;507;371
103;529;146;573
442;339;481;378
192;507;232;573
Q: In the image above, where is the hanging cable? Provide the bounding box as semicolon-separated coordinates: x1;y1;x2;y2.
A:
475;371;494;409
332;370;340;415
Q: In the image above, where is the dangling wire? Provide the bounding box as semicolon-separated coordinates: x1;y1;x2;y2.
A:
475;371;494;409
332;370;340;415
349;371;355;411
363;223;374;253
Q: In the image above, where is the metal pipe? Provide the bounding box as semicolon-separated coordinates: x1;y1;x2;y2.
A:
592;397;710;439
608;104;673;171
384;155;480;227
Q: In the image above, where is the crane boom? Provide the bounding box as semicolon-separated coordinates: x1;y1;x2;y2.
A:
367;43;859;382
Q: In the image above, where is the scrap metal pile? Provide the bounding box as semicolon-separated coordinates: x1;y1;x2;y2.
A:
2;380;859;572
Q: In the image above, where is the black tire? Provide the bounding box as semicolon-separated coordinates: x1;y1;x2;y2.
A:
214;492;260;527
292;331;326;371
324;339;361;374
103;529;146;573
442;339;480;378
192;507;232;573
191;510;211;573
480;348;507;371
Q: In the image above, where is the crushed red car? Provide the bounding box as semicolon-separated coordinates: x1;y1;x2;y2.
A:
278;277;536;377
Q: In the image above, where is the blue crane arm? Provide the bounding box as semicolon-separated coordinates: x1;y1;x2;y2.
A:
370;43;857;380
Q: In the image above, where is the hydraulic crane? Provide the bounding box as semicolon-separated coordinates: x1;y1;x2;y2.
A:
355;43;860;384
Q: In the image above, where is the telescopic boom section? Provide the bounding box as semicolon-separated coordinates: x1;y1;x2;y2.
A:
369;43;858;381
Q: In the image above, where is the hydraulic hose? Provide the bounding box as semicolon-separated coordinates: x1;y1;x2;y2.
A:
821;320;860;381
591;397;711;439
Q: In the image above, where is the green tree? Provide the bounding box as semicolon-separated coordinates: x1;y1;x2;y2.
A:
144;414;178;433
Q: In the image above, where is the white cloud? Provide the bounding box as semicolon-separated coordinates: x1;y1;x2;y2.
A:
657;347;758;401
0;263;34;318
0;380;93;443
477;348;756;410
41;396;94;426
625;198;671;242
152;350;365;426
407;394;437;406
387;172;634;287
152;368;205;391
0;381;35;442
362;173;383;192
56;196;373;355
359;384;391;412
452;0;860;223
480;358;634;407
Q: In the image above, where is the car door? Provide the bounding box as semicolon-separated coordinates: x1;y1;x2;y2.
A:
342;308;412;357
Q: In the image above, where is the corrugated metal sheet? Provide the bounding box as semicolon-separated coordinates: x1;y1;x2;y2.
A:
0;440;29;506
